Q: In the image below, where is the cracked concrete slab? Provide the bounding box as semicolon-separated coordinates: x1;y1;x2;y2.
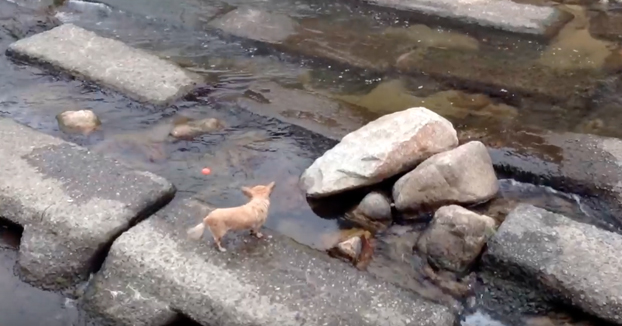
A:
0;118;175;291
84;197;456;326
482;204;622;324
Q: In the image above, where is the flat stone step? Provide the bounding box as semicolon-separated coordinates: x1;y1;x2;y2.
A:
7;23;201;105
355;0;572;39
0;117;176;290
482;204;622;324
84;197;456;326
207;7;604;105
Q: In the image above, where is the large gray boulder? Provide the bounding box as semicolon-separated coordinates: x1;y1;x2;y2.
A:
417;205;496;273
300;107;458;198
393;141;498;215
482;204;622;325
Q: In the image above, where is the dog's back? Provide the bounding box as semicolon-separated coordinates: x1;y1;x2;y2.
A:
205;197;270;231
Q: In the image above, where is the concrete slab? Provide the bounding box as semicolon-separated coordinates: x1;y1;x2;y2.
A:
0;118;175;291
84;197;456;326
208;8;599;104
6;23;201;105
482;204;622;324
357;0;572;38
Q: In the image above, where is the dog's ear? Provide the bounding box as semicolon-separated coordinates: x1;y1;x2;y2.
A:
266;181;276;192
241;186;253;197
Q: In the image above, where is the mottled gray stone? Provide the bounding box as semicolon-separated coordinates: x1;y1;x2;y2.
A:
7;23;201;105
393;141;499;214
209;7;298;44
482;204;622;324
357;191;393;221
300;107;458;198
358;0;572;38
84;197;456;326
417;205;495;273
0;118;175;290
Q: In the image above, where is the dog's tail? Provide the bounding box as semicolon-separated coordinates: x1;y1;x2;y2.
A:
187;222;205;240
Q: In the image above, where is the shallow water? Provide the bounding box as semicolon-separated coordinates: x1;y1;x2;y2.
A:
2;0;622;324
0;220;84;326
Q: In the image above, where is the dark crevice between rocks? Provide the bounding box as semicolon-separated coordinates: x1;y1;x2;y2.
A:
0;216;23;250
464;243;616;326
88;189;176;276
474;272;619;326
164;312;203;326
493;162;622;233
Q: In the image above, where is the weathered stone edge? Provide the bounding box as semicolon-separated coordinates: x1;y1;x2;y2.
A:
4;25;203;107
480;204;622;324
83;216;457;326
349;0;574;40
0;118;176;291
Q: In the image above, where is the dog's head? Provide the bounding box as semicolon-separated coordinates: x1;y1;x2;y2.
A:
241;181;276;199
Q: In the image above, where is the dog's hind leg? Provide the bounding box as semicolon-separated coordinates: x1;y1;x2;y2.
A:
207;224;228;252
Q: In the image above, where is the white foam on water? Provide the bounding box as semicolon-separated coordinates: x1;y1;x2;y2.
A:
462;310;507;326
499;178;593;219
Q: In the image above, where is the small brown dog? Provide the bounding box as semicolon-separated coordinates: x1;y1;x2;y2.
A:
187;181;276;252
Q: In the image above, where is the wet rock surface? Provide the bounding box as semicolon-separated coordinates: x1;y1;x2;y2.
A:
354;0;572;38
417;205;496;274
300;107;458;198
393;141;499;216
169;117;224;140
84;197;457;326
209;6;610;106
0;117;175;290
364;224;468;312
56;109;101;135
482;204;622;325
589;10;622;42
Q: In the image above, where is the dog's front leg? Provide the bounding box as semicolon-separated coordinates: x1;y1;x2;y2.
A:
250;228;264;239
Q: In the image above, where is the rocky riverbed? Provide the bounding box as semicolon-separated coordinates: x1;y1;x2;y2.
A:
2;0;622;325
